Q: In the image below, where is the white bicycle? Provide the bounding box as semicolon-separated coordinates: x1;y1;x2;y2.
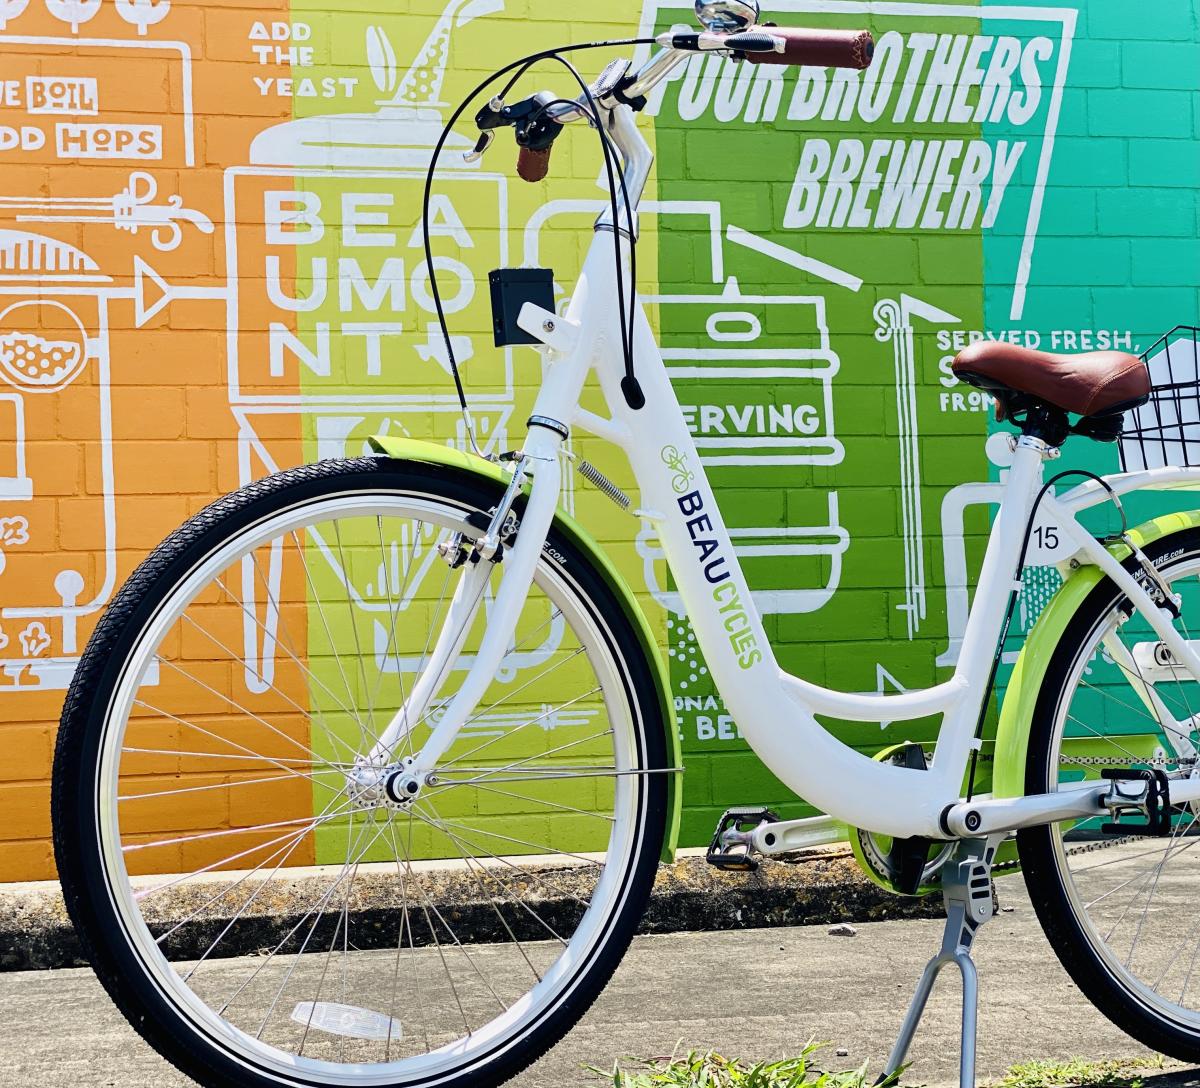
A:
51;3;1200;1087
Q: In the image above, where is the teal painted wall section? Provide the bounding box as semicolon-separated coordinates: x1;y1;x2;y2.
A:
982;2;1200;703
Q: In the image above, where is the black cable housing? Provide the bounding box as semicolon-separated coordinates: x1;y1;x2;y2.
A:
419;38;656;442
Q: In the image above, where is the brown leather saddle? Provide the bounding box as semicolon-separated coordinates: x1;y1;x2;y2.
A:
952;342;1150;439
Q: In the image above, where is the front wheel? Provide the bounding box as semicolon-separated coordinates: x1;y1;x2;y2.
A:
1020;526;1200;1060
52;456;668;1088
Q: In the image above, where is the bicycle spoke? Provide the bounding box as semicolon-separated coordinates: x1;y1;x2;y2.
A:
412;805;575;944
86;486;643;1077
286;529;369;745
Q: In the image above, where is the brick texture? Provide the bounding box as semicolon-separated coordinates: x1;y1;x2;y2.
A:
0;0;1197;882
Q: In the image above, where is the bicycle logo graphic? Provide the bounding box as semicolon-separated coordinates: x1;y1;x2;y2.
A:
660;444;694;493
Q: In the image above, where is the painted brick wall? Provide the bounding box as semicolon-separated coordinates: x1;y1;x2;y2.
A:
0;0;1196;881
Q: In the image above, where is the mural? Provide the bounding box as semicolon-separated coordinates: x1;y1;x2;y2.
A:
0;0;1197;878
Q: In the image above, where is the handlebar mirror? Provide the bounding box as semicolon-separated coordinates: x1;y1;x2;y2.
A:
694;0;759;32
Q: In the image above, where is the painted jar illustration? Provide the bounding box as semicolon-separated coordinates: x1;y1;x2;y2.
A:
0;238;112;690
221;0;543;721
225;0;513;479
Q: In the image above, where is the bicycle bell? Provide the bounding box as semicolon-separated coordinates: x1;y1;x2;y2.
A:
694;0;760;32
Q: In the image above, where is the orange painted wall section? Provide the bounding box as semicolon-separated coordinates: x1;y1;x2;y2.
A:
0;1;302;881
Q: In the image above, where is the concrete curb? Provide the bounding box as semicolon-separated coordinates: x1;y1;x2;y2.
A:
0;850;942;972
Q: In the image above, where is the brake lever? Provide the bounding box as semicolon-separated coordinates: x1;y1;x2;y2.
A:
464;130;495;164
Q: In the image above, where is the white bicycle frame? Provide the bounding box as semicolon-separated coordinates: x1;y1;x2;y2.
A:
378;97;1200;843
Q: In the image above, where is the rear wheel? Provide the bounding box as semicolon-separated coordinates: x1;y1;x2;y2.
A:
1020;527;1200;1060
53;456;668;1088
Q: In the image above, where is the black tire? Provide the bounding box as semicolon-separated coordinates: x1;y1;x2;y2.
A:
1019;526;1200;1061
52;456;668;1088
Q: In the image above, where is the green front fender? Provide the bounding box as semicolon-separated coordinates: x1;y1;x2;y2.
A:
367;435;682;861
993;508;1200;800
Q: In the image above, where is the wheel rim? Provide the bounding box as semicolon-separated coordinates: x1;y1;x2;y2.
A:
91;488;650;1085
1045;550;1200;1029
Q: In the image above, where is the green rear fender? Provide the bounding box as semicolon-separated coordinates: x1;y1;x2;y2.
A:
993;509;1200;800
367;435;682;861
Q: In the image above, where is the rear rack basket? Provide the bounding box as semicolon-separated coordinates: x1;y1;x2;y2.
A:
1119;326;1200;471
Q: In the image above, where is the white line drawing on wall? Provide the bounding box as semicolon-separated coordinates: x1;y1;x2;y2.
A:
0;403;32;497
224;0;531;694
0;297;90;391
114;0;170;37
0;36;196;168
525;199;853;617
874;294;959;640
0;32;200;690
726;223;863;294
0;172;212;252
45;0;101;35
635;0;1077;323
0;516;29;570
0;268;118;689
0;1;29;32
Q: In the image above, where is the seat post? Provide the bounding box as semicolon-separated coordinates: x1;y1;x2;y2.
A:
1015;401;1070;448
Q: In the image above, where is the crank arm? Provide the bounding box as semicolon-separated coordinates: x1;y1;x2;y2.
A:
748;814;846;855
943;775;1200;838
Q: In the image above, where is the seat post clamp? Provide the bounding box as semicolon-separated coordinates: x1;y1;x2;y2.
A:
527;415;569;441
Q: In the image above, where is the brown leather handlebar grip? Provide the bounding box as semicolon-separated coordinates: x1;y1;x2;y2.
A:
517;145;552;183
743;27;874;69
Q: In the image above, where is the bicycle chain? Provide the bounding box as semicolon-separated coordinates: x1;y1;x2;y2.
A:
768;837;1141;875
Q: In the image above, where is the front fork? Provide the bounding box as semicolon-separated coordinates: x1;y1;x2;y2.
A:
367;435;564;774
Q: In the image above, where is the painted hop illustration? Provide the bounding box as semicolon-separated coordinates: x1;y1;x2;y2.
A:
0;516;29;550
366;26;399;96
0;331;84;390
19;621;51;659
0;515;29;577
114;0;169;36
44;0;101;33
0;0;31;32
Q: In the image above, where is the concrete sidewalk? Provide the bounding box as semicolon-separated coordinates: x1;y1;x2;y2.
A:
0;878;1195;1088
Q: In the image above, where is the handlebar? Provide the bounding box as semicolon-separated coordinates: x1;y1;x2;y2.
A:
472;23;875;183
740;26;874;69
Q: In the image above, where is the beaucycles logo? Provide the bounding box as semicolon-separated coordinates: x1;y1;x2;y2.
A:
661;444;762;670
643;1;1078;321
660;443;695;493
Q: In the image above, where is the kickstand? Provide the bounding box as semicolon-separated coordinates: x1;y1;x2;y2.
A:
877;835;1004;1088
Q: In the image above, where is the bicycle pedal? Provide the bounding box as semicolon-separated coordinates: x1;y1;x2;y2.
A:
705;806;779;873
1100;767;1173;837
706;853;760;873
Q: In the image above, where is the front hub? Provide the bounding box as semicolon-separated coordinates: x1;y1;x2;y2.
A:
344;760;424;810
383;770;424;806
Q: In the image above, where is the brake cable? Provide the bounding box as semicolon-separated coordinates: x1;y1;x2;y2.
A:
535;51;643;410
420;39;656;455
525;88;640;401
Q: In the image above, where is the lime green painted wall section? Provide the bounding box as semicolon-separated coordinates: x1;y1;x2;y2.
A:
365;433;684;858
